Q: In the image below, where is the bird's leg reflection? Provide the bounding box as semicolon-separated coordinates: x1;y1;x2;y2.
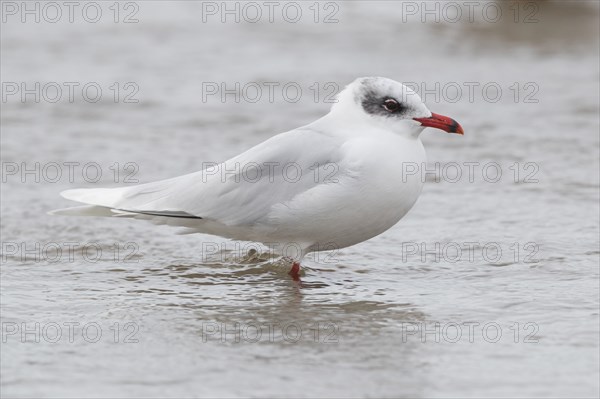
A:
288;262;301;281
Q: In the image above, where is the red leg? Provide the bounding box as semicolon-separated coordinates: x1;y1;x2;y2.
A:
288;261;301;281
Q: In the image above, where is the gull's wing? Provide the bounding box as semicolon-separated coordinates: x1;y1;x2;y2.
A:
59;127;345;226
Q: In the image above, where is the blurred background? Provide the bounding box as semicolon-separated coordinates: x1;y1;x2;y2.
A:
1;1;599;397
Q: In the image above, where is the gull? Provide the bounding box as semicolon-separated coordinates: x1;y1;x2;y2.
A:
52;77;463;279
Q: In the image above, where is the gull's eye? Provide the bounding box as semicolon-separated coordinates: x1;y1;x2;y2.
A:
383;99;400;113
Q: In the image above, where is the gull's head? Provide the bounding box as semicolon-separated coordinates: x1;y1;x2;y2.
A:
331;77;464;137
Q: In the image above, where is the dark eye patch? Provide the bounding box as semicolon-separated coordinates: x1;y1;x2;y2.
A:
361;91;407;117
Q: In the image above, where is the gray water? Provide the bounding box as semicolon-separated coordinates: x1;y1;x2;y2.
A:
1;1;599;397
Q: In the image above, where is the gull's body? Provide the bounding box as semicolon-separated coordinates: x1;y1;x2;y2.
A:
53;77;463;275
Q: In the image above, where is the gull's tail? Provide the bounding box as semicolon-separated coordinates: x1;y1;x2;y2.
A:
49;184;205;233
49;187;136;217
48;204;137;217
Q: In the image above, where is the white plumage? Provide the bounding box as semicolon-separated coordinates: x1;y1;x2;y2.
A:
52;77;463;264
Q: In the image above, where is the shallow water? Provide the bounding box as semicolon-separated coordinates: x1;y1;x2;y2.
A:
1;1;599;397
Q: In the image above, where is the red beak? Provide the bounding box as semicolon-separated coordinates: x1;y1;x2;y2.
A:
413;112;464;135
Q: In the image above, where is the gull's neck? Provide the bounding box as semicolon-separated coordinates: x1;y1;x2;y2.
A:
307;111;424;141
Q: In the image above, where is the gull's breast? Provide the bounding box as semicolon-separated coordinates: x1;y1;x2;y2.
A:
263;135;427;252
